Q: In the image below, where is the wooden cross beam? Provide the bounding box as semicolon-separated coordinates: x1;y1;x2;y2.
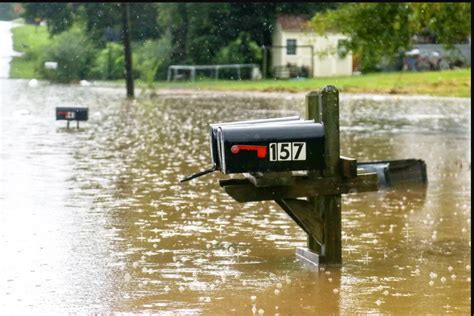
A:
219;170;378;202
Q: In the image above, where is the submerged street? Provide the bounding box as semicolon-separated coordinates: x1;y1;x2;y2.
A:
0;20;471;315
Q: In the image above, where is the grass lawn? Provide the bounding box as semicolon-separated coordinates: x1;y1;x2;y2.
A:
10;24;52;79
152;68;471;98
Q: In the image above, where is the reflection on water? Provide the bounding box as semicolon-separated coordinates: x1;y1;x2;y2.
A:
0;80;470;314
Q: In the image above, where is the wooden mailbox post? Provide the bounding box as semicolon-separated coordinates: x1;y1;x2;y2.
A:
196;85;429;265
219;86;380;265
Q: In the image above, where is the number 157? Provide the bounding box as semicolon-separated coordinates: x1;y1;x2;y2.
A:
269;142;306;161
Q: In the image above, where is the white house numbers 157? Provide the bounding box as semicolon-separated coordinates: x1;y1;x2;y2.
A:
269;142;306;161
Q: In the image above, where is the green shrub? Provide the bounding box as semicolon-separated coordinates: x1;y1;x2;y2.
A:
214;32;262;79
134;31;172;86
215;32;262;65
91;42;124;80
40;28;96;82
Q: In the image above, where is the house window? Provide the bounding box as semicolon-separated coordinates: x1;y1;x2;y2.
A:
287;39;297;55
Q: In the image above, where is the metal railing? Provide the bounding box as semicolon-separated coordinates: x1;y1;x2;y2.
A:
167;64;259;81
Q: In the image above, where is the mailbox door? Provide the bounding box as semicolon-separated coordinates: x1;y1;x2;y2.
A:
218;123;325;174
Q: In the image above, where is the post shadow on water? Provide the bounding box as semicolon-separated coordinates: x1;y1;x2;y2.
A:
56;126;87;133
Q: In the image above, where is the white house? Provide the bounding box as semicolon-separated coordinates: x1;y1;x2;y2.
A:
271;15;353;78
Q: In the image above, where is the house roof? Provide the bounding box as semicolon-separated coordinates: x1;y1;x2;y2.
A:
276;15;312;32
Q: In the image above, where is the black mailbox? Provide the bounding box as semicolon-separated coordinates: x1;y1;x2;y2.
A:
56;107;88;121
216;123;325;174
209;116;306;169
181;117;325;182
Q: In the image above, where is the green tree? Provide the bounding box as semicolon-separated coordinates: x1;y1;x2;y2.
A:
41;28;96;82
0;3;22;21
80;3;160;46
157;3;189;64
215;32;262;64
311;3;471;72
135;32;173;85
22;3;75;35
157;3;338;66
185;3;232;64
410;2;471;46
91;42;124;80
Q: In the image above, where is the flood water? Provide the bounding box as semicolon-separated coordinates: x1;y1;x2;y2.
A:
0;79;471;314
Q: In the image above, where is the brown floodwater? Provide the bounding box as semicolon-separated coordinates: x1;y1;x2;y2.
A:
0;80;471;314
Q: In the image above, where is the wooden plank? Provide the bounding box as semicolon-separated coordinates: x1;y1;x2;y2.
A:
220;172;378;202
245;171;295;187
276;199;324;246
275;199;311;236
296;247;321;266
321;85;340;177
386;159;428;185
305;91;321;122
340;156;357;178
358;159;428;186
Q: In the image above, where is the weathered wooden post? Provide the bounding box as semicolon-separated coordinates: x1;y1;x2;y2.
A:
305;86;342;264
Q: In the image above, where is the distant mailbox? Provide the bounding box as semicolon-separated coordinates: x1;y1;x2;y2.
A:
56;107;88;121
56;107;88;128
181;117;325;182
44;61;58;70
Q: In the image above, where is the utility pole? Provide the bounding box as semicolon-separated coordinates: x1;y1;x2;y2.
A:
121;2;134;98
